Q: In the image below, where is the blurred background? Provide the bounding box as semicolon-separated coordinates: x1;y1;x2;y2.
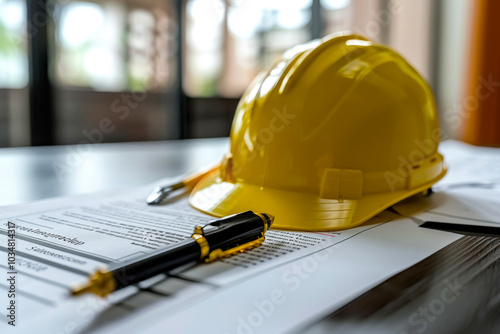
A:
0;0;497;147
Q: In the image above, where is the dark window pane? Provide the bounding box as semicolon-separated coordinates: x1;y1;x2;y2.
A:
51;0;179;144
0;0;29;147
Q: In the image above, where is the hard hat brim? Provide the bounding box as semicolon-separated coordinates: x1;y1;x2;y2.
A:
189;166;447;231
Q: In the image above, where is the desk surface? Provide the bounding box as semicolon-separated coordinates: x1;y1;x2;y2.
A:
1;139;499;333
0;138;229;206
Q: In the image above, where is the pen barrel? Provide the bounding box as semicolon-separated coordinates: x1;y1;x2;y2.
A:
110;239;201;290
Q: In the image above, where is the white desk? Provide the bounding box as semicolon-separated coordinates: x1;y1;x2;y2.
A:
1;139;499;333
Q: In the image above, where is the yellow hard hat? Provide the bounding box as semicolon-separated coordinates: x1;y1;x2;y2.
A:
190;32;446;231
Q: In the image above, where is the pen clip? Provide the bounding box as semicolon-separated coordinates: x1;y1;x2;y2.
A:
192;224;266;263
193;211;273;263
204;235;266;263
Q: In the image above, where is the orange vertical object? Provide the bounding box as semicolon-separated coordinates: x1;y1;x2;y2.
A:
462;0;500;146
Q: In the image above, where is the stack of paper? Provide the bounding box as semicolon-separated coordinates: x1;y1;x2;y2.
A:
394;140;500;231
0;179;459;333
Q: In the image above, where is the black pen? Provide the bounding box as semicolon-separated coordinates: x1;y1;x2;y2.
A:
71;211;274;297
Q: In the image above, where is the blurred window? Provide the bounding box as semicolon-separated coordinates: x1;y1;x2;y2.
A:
184;0;225;97
50;0;179;144
322;0;352;35
1;0;444;146
55;1;122;90
0;0;29;147
53;0;175;92
0;0;28;88
185;0;354;98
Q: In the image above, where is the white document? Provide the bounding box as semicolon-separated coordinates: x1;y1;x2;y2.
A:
0;181;460;333
434;140;500;190
393;188;500;228
393;140;500;229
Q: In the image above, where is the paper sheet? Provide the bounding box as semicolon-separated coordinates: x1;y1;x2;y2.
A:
393;140;500;229
0;180;460;333
433;140;500;190
111;217;460;334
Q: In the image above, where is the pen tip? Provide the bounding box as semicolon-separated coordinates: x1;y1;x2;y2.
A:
262;213;274;229
146;188;168;205
70;269;116;298
71;284;93;297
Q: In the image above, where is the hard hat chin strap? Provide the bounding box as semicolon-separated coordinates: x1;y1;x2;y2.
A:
319;153;445;200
